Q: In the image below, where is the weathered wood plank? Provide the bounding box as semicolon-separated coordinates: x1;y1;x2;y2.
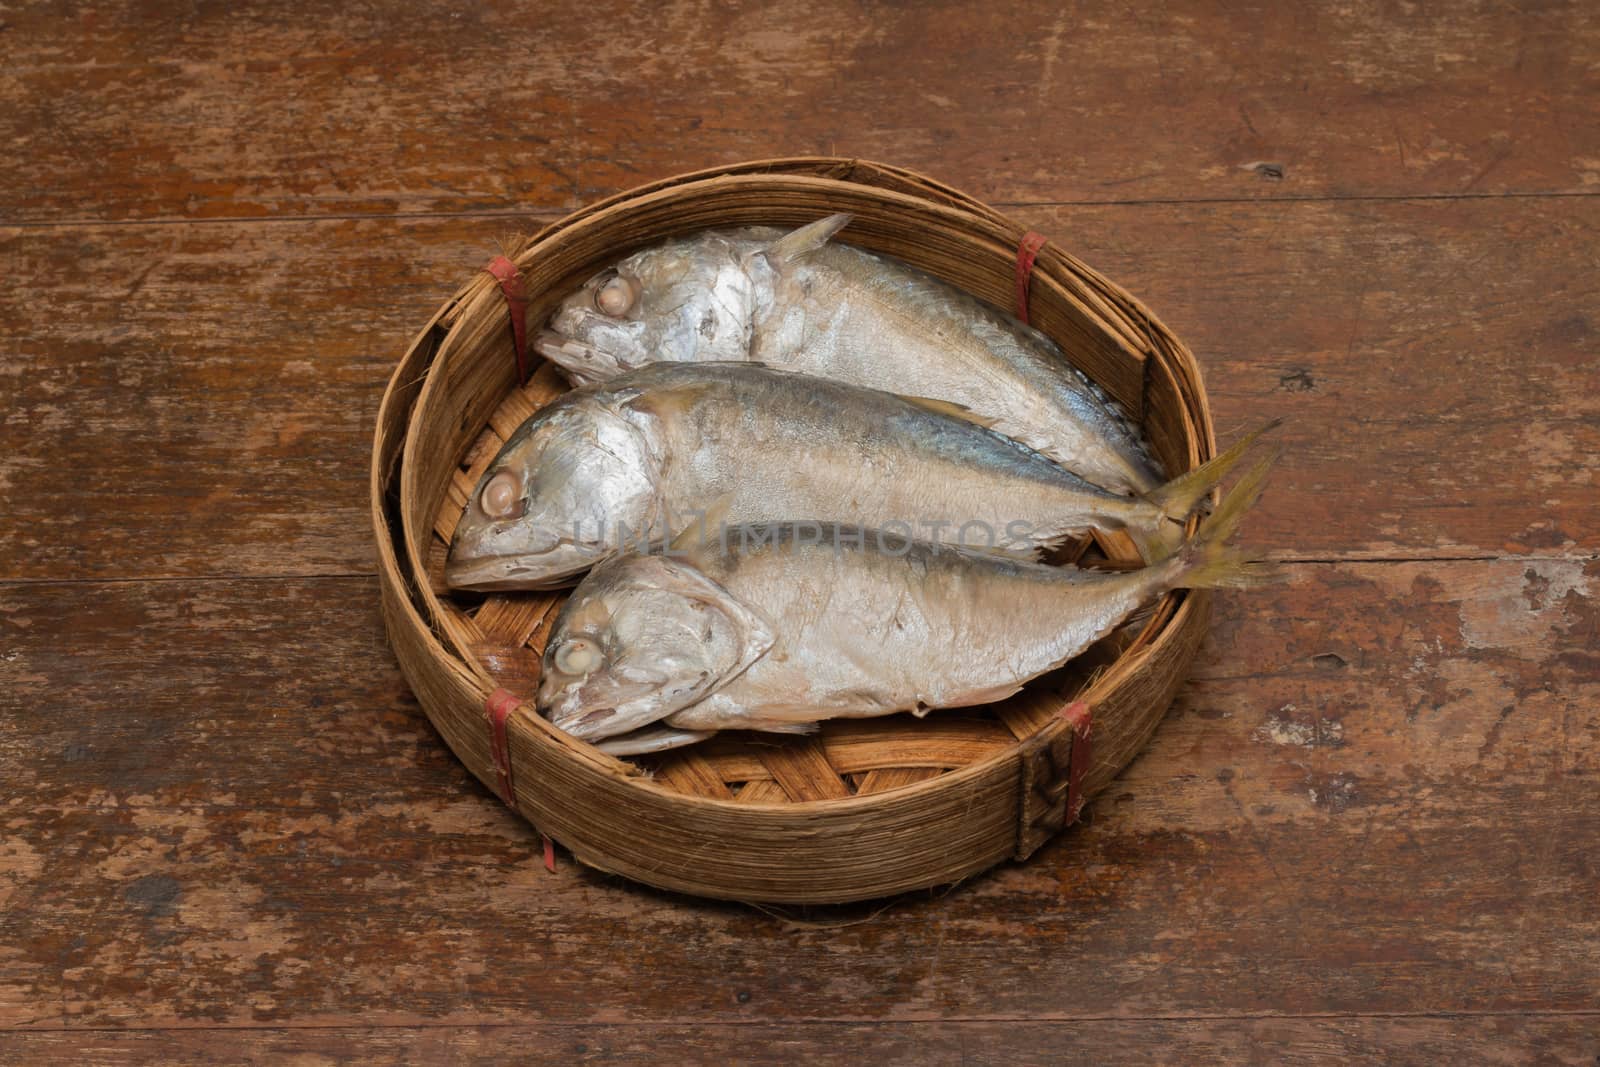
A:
4;0;1593;1053
2;1;1597;223
0;1017;1596;1066
3;197;1595;582
1007;198;1600;562
1;560;1593;1027
0;216;511;582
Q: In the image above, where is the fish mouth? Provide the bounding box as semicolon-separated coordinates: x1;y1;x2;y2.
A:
443;549;603;592
548;705;622;741
546;698;659;742
534;330;626;385
544;683;679;741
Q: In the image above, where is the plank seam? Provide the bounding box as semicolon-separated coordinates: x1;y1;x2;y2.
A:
5;1009;1600;1034
4;187;1598;230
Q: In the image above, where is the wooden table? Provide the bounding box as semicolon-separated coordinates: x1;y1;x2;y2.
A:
3;3;1596;1062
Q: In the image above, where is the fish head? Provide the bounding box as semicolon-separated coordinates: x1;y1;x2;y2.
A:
537;555;775;742
445;398;661;591
536;236;753;384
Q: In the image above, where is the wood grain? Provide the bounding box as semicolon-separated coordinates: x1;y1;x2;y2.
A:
0;216;505;582
3;1;1597;223
4;0;1596;1056
3;197;1595;583
2;561;1594;1028
1008;198;1600;563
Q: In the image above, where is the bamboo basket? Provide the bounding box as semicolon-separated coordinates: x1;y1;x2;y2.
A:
371;158;1216;904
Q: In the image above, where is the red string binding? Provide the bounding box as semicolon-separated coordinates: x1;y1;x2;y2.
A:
483;688;520;807
482;688;558;871
1014;231;1049;326
1059;701;1094;824
485;256;530;383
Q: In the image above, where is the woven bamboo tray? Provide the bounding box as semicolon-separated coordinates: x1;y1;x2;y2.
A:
371;158;1216;904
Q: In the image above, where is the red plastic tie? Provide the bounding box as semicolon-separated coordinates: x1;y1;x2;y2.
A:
483;687;520;807
1014;231;1049;326
483;689;557;871
1060;701;1094;824
486;256;530;383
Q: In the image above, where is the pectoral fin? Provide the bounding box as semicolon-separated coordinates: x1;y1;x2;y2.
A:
620;381;720;423
596;725;717;756
666;493;735;555
898;394;1001;430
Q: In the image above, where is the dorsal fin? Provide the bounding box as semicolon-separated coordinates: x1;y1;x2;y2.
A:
898;393;1000;430
621;379;719;422
765;213;852;264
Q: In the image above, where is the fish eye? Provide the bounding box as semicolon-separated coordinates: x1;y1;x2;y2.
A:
479;470;523;519
553;637;602;676
593;274;639;317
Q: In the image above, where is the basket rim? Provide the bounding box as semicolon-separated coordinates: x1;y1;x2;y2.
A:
389;163;1216;808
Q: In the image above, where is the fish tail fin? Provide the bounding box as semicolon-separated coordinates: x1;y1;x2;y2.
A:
1144;418;1283;526
1127;518;1183;565
1162;448;1283;589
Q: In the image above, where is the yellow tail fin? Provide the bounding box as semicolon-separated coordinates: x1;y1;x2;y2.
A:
1164;448;1282;589
1128;419;1282;561
1148;419;1282;523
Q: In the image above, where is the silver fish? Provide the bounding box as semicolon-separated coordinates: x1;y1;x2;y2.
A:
534;214;1162;496
537;455;1276;753
446;363;1268;591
